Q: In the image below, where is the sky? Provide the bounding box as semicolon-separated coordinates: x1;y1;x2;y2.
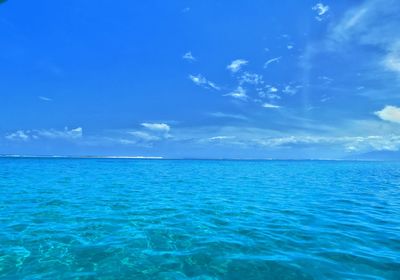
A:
1;0;400;159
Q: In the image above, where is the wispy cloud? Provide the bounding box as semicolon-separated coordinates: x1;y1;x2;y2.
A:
330;7;368;41
257;85;280;100
318;76;333;84
282;85;300;95
320;95;331;103
263;57;281;68
5;127;83;141
36;127;83;139
38;96;52;102
254;135;400;152
262;103;281;109
120;122;173;144
208;112;249;121
383;44;400;74
141;122;171;133
172;122;400;154
89;120;400;156
129;131;161;142
207;136;235;141
328;0;400;75
239;72;263;85
227;59;248;73
312;3;329;21
225;86;248;100
183;51;196;62
5;130;30;141
189;74;220;90
375;105;400;124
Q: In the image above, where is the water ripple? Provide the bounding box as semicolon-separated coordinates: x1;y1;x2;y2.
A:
0;159;399;279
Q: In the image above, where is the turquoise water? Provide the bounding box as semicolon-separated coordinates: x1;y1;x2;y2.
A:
0;159;399;279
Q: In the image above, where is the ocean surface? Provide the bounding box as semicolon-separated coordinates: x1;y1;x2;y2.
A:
0;158;399;279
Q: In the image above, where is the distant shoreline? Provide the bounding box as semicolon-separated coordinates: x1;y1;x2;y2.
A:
0;155;396;161
0;155;164;159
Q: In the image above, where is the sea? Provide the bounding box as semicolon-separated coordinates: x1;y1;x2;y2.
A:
0;158;399;279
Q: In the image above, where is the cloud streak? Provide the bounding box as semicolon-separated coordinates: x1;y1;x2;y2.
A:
227;59;248;73
263;57;281;68
225;86;248;100
208;112;249;121
38;96;52;102
262;103;281;109
189;74;220;90
328;0;400;75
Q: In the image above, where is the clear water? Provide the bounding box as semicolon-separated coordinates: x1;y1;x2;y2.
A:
0;159;399;279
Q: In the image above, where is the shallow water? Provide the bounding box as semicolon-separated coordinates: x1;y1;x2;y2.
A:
0;159;399;279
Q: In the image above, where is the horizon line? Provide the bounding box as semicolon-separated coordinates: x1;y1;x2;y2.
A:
0;154;397;161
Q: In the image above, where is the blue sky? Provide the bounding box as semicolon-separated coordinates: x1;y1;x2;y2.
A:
1;0;400;159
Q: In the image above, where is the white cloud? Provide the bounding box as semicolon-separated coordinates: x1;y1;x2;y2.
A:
331;7;368;40
375;105;400;124
257;86;281;100
262;103;281;109
327;0;400;75
36;127;83;139
209;112;249;121
137;122;172;141
263;57;281;68
225;86;248;100
116;138;137;145
38;96;52;102
183;52;196;61
189;74;220;90
312;3;329;21
267;94;281;100
239;72;263;85
207;136;235;141
175;123;400;153
5;130;30;141
129;131;161;141
383;45;400;73
144;121;400;155
251;134;400;152
282;85;299;95
227;59;248;73
287;45;294;50
320;96;331;103
269;86;278;93
141;123;171;133
5;127;83;141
